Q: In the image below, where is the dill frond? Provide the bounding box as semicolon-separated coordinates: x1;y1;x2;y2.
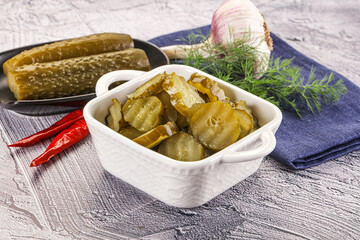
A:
179;31;347;118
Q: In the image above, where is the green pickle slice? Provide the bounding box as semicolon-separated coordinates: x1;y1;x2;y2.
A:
105;98;128;132
156;90;178;123
162;73;205;116
119;127;144;139
233;100;254;139
127;72;167;100
122;96;163;132
188;72;228;102
176;112;188;129
133;121;178;148
158;132;205;162
187;101;241;151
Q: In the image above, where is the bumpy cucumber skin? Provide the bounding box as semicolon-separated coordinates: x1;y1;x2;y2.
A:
3;33;134;74
7;48;150;100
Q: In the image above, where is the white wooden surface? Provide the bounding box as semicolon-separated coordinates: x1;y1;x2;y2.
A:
0;0;359;239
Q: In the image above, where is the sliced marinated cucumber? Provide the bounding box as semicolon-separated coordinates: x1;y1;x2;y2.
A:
122;96;163;132
162;73;205;116
127;72;167;100
119;127;144;139
158;132;205;161
188;72;228;102
133;121;178;148
187;101;241;151
105;98;128;132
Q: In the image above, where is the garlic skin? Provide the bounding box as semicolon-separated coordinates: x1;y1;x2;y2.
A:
160;0;273;74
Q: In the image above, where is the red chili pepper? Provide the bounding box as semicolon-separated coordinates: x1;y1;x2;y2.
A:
30;119;89;167
8;109;83;147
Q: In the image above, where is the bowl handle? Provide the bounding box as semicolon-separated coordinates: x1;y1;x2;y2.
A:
221;130;276;163
95;70;146;97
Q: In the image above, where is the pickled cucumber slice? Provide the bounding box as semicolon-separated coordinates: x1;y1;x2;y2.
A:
250;116;259;133
236;110;253;139
3;33;134;74
156;90;178;123
127;72;167;100
158;132;205;162
133;121;178;148
188;73;228;102
105;98;127;132
233;100;254;139
119;127;143;139
7;48;150;100
233;100;253;115
187;101;241;151
162;73;205;116
122;96;163;132
176;112;188;129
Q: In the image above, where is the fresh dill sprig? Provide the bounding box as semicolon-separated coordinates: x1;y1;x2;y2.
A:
178;31;347;118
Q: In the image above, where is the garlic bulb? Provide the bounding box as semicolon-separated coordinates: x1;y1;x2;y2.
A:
160;0;273;74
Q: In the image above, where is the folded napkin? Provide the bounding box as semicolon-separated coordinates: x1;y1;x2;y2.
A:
149;25;360;170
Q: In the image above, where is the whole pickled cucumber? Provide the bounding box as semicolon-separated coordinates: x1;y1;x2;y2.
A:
3;33;134;74
7;48;150;100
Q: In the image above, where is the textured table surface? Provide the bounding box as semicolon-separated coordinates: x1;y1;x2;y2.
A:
1;0;359;239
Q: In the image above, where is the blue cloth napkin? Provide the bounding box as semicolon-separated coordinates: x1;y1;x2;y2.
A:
149;25;360;170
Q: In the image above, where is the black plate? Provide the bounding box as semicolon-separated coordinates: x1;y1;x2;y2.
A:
0;39;169;116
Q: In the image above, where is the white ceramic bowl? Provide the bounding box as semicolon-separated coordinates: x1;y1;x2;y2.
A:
83;65;282;208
